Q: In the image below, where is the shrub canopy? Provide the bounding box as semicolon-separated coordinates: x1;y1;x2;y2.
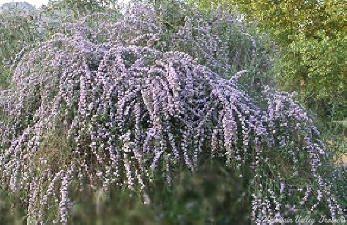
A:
191;0;347;119
0;2;343;224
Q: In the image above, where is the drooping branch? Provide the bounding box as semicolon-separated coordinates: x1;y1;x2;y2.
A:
0;3;343;224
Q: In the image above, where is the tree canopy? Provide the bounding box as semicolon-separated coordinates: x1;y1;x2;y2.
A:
191;0;347;118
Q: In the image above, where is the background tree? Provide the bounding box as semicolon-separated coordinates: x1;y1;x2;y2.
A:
190;0;347;120
0;8;38;89
0;1;346;224
1;2;344;224
47;0;118;17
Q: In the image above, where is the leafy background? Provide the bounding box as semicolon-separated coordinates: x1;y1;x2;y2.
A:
0;0;346;224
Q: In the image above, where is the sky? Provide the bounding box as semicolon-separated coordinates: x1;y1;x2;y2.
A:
0;0;49;8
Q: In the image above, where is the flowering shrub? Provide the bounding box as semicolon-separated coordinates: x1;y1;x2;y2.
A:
0;10;39;89
192;0;347;120
0;2;344;224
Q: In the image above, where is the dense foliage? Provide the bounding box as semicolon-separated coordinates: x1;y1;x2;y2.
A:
0;10;39;89
191;0;347;119
0;162;252;225
0;0;121;91
0;2;344;224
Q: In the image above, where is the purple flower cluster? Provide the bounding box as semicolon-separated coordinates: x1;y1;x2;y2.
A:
0;3;343;224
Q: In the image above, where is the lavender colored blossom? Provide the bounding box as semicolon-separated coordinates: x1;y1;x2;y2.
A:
0;2;343;224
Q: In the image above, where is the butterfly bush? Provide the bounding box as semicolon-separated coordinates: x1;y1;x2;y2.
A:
58;1;270;77
0;2;343;224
